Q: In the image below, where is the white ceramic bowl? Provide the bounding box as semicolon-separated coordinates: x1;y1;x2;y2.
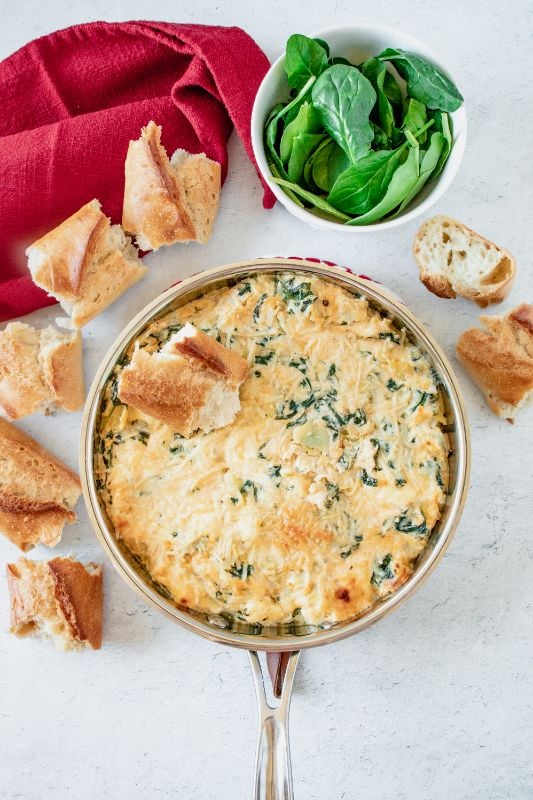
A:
251;23;467;233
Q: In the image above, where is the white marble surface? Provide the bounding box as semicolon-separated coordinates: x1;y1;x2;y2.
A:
1;2;532;798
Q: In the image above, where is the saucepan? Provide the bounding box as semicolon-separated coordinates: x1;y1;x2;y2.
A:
80;258;470;799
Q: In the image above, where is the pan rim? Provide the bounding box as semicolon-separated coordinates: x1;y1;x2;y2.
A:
80;257;470;652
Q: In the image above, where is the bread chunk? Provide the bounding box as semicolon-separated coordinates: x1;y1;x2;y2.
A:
456;303;533;420
0;322;83;419
118;323;248;437
413;216;515;307
7;557;103;650
122;121;221;249
26;199;146;328
0;418;81;550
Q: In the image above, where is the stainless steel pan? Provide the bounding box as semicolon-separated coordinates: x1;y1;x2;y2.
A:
80;258;470;799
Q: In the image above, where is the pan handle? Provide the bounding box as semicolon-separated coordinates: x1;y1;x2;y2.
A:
249;650;301;800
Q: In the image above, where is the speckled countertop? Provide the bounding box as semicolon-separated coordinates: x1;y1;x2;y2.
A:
1;2;532;798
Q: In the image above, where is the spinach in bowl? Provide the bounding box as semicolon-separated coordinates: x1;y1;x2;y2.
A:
264;34;463;225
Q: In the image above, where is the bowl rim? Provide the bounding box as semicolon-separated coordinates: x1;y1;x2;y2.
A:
80;258;471;652
251;23;468;233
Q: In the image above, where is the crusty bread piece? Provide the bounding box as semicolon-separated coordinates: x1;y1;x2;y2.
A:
456;303;533;420
413;216;515;307
7;557;103;650
0;322;84;420
0;418;81;551
123;121;196;250
170;149;221;244
122;121;221;250
118;323;248;437
26;199;146;328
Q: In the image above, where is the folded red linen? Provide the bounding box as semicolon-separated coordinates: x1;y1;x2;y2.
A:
0;20;276;321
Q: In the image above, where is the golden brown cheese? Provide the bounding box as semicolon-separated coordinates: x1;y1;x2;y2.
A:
96;273;449;627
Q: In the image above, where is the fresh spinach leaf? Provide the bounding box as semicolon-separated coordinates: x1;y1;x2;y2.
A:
429;110;452;179
403;98;428;144
361;57;397;141
264;76;316;179
346;143;420;225
371;123;389;150
396;131;445;212
285;34;329;91
328;145;407;214
280;101;323;163
287;132;326;183
271;177;351;220
383;69;403;107
378;48;464;112
311;65;376;162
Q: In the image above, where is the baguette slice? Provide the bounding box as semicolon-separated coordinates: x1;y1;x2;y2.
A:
413;216;515;307
170;149;221;244
0;322;84;419
26;199;146;328
456;303;533;420
7;557;103;650
117;323;248;437
0;418;81;551
122;121;221;249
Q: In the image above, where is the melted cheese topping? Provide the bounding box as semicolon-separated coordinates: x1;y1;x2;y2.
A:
96;273;449;628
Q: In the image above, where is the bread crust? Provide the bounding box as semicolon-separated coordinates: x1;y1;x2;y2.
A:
118;327;248;437
48;558;103;649
0;322;84;419
27;200;109;300
171;324;249;387
122;121;196;249
7;558;103;650
456;303;533;419
26;200;146;328
0;418;81;550
414;215;516;307
118;347;219;435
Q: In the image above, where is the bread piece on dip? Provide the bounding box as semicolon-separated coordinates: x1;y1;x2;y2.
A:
7;557;103;650
118;323;248;437
0;322;84;420
413;216;515;307
26;199;146;328
122;121;221;250
456;303;533;420
0;418;81;551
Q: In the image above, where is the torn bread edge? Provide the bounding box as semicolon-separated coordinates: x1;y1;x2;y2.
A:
0;321;84;420
413;215;516;307
0;418;81;551
7;557;103;650
26;199;146;328
117;323;248;437
122;121;221;250
456;303;533;421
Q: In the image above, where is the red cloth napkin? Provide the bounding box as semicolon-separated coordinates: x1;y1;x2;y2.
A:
0;20;276;321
